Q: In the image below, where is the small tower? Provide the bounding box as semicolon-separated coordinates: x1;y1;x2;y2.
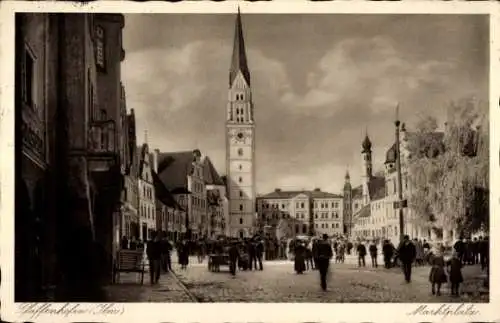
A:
361;134;373;180
361;134;373;205
343;170;353;236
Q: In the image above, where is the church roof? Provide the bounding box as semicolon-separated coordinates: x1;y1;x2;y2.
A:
367;176;386;201
352;185;363;199
229;9;250;87
203;156;224;185
156;151;196;193
362;134;372;152
385;131;445;164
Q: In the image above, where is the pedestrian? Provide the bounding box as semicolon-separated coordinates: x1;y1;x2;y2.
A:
146;231;161;285
347;241;353;255
228;241;240;276
382;239;394;269
415;239;424;266
121;236;129;250
294;240;307;274
428;245;447;296
317;234;333;291
160;234;173;272
479;236;489;271
447;250;463;297
129;236;137;250
357;242;367;267
471;237;479;265
397;235;417;283
256;238;264;271
178;239;189;270
454;238;465;265
369;240;378;268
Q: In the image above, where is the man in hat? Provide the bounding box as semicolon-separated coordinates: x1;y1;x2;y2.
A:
317;234;333;291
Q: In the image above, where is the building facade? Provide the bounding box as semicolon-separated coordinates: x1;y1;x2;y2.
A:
137;143;156;240
121;108;140;239
226;11;256;239
347;127;447;245
257;188;343;239
15;13;127;300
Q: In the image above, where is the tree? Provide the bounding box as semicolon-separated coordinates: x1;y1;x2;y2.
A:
406;97;488;235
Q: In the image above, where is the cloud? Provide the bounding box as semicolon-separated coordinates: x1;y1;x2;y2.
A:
280;36;456;117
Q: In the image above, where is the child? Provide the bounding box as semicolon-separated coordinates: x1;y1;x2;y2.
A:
447;250;464;296
429;245;448;296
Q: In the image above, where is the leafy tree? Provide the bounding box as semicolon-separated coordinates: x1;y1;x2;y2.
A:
406;97;488;235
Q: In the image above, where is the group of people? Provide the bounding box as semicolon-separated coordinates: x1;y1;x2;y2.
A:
291;234;333;290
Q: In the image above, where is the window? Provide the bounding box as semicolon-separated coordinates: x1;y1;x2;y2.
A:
314;202;318;208
281;204;285;209
321;223;324;228
239;218;243;224
302;225;307;234
238;177;242;183
239;191;243;197
239;164;242;170
315;213;318;219
23;47;36;106
95;25;106;70
300;202;304;208
239;204;243;211
325;223;328;228
238;148;243;156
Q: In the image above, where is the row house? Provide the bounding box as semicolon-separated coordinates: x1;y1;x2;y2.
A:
154;149;206;240
137;142;156;240
151;149;186;242
203;156;229;238
15;13;127;301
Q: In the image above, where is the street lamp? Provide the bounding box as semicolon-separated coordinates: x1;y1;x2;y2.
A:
395;104;406;242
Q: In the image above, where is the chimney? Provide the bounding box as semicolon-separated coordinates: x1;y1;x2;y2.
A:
314;188;321;192
153;148;160;172
275;188;281;192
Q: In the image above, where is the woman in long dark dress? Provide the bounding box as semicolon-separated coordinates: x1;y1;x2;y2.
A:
447;251;464;296
294;240;306;274
429;246;448;296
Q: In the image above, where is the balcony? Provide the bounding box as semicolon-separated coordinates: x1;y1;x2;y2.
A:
88;119;117;171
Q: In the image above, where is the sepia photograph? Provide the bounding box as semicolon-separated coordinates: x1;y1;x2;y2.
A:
2;1;495;320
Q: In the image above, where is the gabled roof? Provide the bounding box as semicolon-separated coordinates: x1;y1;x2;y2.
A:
229;9;250;87
203;156;224;185
258;189;342;200
354;204;371;219
156;151;196;192
151;170;184;211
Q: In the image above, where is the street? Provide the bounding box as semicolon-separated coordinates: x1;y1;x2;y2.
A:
105;256;488;303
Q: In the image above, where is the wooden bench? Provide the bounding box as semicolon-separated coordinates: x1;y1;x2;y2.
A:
113;249;145;284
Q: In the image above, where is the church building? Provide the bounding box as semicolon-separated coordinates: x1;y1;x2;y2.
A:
225;10;257;238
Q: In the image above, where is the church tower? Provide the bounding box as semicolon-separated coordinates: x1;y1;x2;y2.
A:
361;134;373;205
226;9;256;238
343;170;353;236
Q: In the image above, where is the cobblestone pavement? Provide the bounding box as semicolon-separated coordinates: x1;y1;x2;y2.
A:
173;259;488;303
103;271;194;302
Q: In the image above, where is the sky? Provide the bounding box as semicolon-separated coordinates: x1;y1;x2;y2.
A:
122;13;488;195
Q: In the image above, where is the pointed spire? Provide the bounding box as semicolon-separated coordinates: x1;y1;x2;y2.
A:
345;170;350;181
230;8;250;87
144;130;148;144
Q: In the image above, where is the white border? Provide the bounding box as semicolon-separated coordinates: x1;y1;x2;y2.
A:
1;1;499;323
